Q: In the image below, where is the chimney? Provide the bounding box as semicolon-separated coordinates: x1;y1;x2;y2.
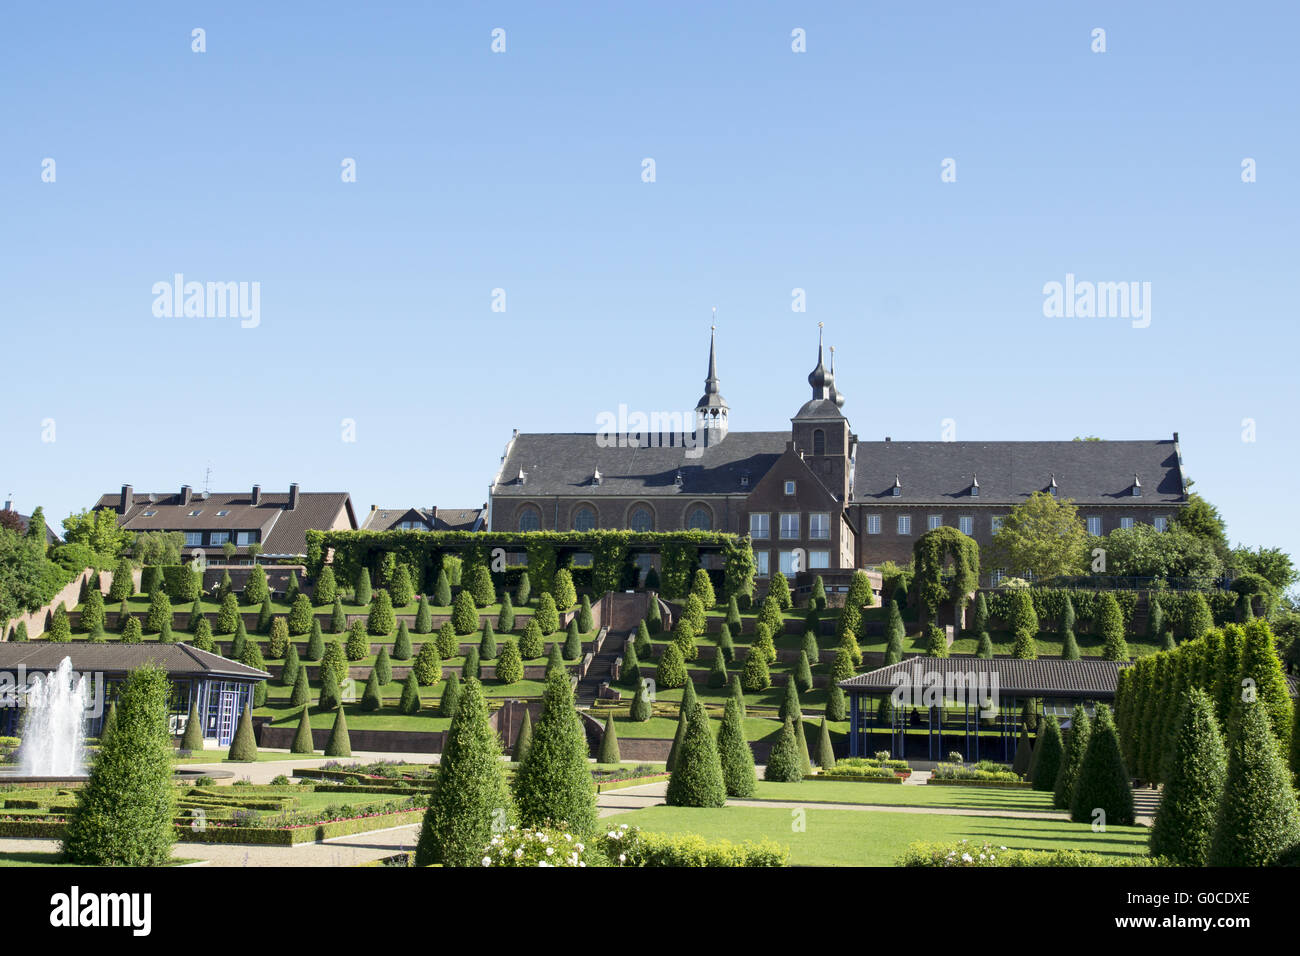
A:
251;484;261;506
884;436;891;443
180;485;192;506
3;495;12;512
121;484;134;513
288;483;300;511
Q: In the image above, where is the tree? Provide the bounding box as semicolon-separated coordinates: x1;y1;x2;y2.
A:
80;587;105;634
1031;715;1063;792
520;619;544;659
620;640;642;685
313;565;337;607
467;564;496;608
976;631;994;659
256;597;272;634
815;717;836;769
513;708;532;762
284;594;311;636
514;669;597;833
1061;628;1081;661
413;641;443;686
535;593;559;634
578;594;594;632
388;564;415;608
1208;699;1300;866
563;619;583;660
514;570;531;607
119;614;142;644
107;557;135;601
1011;629;1037;660
707;649;728;688
439;671;461;718
266;616;288;659
346;620;369;661
1069;705;1133;826
62;663;176;865
305;618;325;662
180;700;204;752
284;570;301;605
646;597;662;634
1231;620;1293;756
717;697;756;796
741;645;771;692
598;715;620;764
228;703;258;761
329;596;346;634
656;643;688;689
451;591;479;635
479;621;498;661
665;702;726;808
211;592;237;634
282;643;302;688
367;589;395;636
971;592;989;633
752;624;777;665
768;572;792;611
290;667;310;707
463;647;481;681
765;718;804;782
1053;705;1092;810
629;678;651;721
496;639;523;684
691;568;716;609
143;590;172;634
1004;588;1039;638
325;706;352;757
634;619;653;659
1149;689;1225;865
1097;593;1128;661
497;593;515;632
828;647;855;684
436;621;459;659
190;617;213;651
984;491;1088;580
399;672;422;714
353;567;372;606
243;564;269;606
361;668;382;711
825;684;846;722
320;638;348;687
47;603;72;642
552;568;577;611
779;678;801;722
392;620;413;661
291;706;315;754
62;506;134;560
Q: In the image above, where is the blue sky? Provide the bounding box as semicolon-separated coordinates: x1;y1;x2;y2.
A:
2;1;1297;567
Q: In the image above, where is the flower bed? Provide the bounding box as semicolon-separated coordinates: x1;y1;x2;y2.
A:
178;807;427;845
926;778;1031;788
898;839;1156;867
929;759;1022;784
598;823;788;867
481;826;592;867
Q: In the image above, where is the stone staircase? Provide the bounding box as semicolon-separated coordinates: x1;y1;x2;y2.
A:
573;592;651;707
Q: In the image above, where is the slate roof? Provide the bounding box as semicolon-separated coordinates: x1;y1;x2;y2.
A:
852;439;1185;505
90;488;356;557
839;656;1128;697
493;432;790;497
0;642;269;681
362;506;485;532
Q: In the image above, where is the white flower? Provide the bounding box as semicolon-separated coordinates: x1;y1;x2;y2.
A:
545;846;554;856
514;848;524;859
618;854;626;863
575;843;584;852
961;853;973;863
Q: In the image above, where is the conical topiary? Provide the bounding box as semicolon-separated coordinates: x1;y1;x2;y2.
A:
306;618;325;660
666;708;688;772
282;643;301;688
1031;715;1063;791
707;649;727;688
1069;705;1133;826
393;621;412;660
728;674;747;719
815;717;836;769
513;708;533;763
717;696;756;796
665;702;726;808
324;706;351;757
779;677;801;722
598;715;620;764
439;671;461;718
361;669;382;711
374;645;392;686
180;700;204;752
513;669;597;833
563;619;583;660
629;678;651;721
765;718;804;782
291;706;315;754
825;683;846;722
227;703;258;761
1150;689;1225;866
290;667;310;707
399;671;422;714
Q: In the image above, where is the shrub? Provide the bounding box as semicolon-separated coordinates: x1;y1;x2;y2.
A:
436;621;458;659
1005;588;1038;637
439;671;461;718
285;594;312;636
598;715;620;764
268;617;289;659
144;591;172;634
367;589;395;636
346;621;369;661
646;598;662;635
62;663;176;865
815;717;836;769
212;593;238;634
463;647;481;681
467;565;495;608
825;684;846;722
389;565;415;607
578;594;594;632
329;596;346;634
717;696;756;796
190;617;213;651
1031;715;1063;792
629;678;651;721
393;621;412;660
409;595;431;635
432;569;452;607
179;700;205;752
324;707;351;758
690;567;716;609
361;669;382;711
514;571;531;607
290;668;310;707
757;595;784;637
314;565;337;606
413;641;443;686
1149;689;1225;866
479;622;498;661
141;564;162;596
707;649;727;688
497;593;515;633
318;666;341;712
256;597;273;635
513;709;532;762
1070;705;1133;825
243;564;269;606
228;704;258;761
520;619;544;659
672;618;698;662
564;619;583;660
354;567;372;606
716;623;736;664
741;645;771;692
634;619;653;658
119;614;143;644
828;647;855;684
320;639;348;687
974;631;993;659
107;558;135;602
809;575;827;611
1208;698;1300;866
47;603;72;642
306;619;325;661
752;624;777;665
1011;629;1037;660
600;824;787;867
1053;705;1091;810
514;669;597;833
496;639;523;685
535;593;559;634
80;588;105;634
399;672;422;715
374;645;392;686
1097;593;1128;661
656;643;688;689
779;678;801;722
683;593;707;635
230;619;248;660
1060;628;1080;661
291;707;315;754
665;702;726;808
552;568;577;611
451;591;479;635
768;572;792;611
285;570;301;604
765;719;805;782
282;643;301;687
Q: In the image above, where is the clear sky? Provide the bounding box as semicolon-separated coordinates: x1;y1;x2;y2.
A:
2;1;1296;567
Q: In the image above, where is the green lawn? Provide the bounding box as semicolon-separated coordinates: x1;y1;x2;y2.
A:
613;803;1150;866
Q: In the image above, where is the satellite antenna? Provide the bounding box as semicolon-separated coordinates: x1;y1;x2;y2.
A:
202;464;213;496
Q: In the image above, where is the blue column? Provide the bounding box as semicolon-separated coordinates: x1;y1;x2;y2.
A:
849;691;859;757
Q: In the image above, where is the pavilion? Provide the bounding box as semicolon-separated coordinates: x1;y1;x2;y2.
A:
839;656;1128;762
0;643;268;748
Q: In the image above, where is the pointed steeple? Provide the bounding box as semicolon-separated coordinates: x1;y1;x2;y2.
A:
828;345;846;409
695;315;729;443
807;322;833;400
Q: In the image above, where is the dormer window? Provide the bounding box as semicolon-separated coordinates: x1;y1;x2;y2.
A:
592;468;602;487
216;509;230;517
517;468;527;486
740;473;750;490
674;470;684;489
784;480;796;495
188;510;203;517
1132;474;1142;497
970;474;979;498
1048;474;1058;497
141;510;157;517
891;476;901;497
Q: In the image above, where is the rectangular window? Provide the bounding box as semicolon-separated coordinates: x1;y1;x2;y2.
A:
809;550;830;569
991;516;1004;534
866;514;881;535
783;480;796;495
958;516;973;536
749;513;770;539
1154;516;1168;532
809;513;831;540
755;551;770;577
235;531;256;546
184;532;203;547
210;531;229;546
779;513;800;540
928;515;943;531
1120;517;1135;530
897;515;912;536
778;550;798;576
188;510;203;517
1087;516;1102;536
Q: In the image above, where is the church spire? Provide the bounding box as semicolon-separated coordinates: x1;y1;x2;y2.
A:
807;322;833;400
829;345;845;409
695;313;729;444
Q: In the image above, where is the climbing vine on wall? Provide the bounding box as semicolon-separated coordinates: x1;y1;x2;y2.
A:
913;527;980;623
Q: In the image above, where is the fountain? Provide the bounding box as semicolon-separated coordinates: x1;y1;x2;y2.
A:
12;656;89;779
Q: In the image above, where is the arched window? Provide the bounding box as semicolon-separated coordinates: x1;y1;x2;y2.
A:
518;508;541;532
813;429;826;456
688;507;712;531
573;507;596;532
629;506;653;533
